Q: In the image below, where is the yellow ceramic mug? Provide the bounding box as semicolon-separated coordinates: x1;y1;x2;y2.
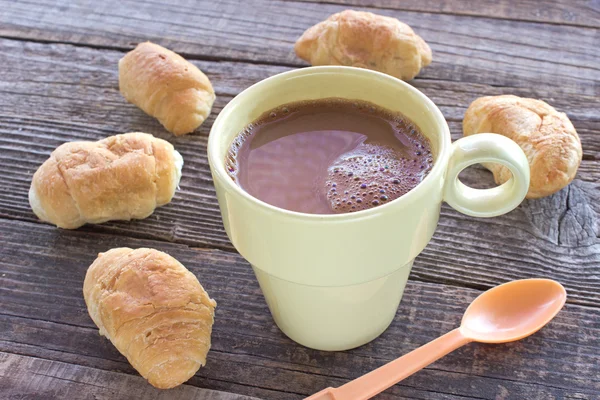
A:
208;66;530;351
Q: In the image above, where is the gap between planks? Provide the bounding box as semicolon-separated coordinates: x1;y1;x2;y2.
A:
285;0;600;29
0;34;303;69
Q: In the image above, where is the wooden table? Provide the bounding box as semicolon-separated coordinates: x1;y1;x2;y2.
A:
1;1;599;399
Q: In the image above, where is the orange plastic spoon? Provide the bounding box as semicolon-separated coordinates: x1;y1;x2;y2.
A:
306;279;566;400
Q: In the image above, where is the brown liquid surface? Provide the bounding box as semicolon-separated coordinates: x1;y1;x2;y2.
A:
226;98;433;214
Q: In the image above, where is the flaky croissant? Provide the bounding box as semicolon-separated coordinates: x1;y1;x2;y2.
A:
295;10;432;80
463;95;582;199
83;248;217;389
29;132;183;229
119;42;215;136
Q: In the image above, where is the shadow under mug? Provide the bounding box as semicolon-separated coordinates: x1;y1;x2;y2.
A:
208;66;530;351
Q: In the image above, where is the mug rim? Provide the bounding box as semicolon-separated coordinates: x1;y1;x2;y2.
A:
208;66;451;221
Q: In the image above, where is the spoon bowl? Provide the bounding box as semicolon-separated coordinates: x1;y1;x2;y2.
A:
460;279;567;343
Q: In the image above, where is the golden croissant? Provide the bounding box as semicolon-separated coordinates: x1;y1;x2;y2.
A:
463;95;582;198
295;10;432;80
83;248;217;389
29;132;183;229
119;42;215;135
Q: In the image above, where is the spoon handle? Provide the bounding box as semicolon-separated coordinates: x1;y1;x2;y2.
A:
333;328;472;400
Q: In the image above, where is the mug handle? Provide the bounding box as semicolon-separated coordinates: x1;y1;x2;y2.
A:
443;133;530;217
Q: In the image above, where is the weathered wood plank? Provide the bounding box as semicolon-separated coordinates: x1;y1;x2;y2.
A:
0;352;259;400
1;38;598;302
1;38;597;143
1;219;599;399
0;0;598;95
0;37;597;175
0;344;296;400
292;0;600;28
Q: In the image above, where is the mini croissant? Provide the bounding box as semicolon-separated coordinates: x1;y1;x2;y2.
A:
295;10;432;80
29;132;183;229
119;42;215;135
463;95;582;198
83;248;217;389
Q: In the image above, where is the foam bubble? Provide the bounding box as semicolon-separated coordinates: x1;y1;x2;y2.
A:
326;143;432;213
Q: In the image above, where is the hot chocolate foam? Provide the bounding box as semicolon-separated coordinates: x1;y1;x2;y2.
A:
326;143;431;212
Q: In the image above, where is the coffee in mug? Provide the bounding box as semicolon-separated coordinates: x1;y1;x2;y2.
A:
226;98;433;214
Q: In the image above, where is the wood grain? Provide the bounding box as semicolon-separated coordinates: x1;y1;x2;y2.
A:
0;0;598;96
0;353;259;400
292;0;600;28
1;38;598;307
1;218;599;399
1;1;598;399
